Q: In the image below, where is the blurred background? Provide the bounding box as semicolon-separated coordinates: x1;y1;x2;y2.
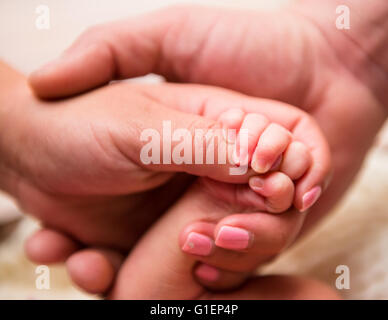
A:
0;0;387;299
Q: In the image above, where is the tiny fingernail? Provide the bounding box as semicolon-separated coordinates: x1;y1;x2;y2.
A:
195;264;220;282
270;155;283;171
251;158;271;174
249;176;264;191
182;232;214;256
301;186;322;212
215;226;251;250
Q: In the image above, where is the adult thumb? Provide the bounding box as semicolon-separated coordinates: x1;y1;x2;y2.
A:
115;89;249;184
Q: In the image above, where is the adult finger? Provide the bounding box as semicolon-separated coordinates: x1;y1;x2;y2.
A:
25;228;80;264
66;248;124;295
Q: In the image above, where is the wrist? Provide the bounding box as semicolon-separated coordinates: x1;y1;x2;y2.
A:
291;0;388;112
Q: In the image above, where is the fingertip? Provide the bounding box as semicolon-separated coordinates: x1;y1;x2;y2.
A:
251;123;291;174
218;108;245;130
249;172;294;213
299;185;322;213
280;141;311;180
180;222;216;257
214;225;253;250
194;264;220;283
25;229;79;264
28;57;67;99
28;43;114;99
66;249;122;295
293;133;332;211
294;162;331;211
182;232;215;257
194;263;249;291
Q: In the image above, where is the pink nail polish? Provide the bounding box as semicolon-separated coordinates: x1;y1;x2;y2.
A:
182;232;214;256
195;264;220;282
301;186;322;212
215;226;251;250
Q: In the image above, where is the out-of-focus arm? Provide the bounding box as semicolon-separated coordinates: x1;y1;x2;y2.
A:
0;61;25;195
293;0;388;111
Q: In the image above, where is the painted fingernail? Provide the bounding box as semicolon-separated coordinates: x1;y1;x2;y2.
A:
182;232;214;256
301;186;322;212
249;176;264;192
195;264;220;282
215;226;252;250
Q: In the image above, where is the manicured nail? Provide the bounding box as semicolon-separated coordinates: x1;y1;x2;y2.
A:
182;232;214;256
195;264;220;282
251;157;271;174
301;186;322;212
215;226;252;250
249;176;264;192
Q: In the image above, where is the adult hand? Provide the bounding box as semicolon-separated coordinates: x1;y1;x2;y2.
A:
25;1;388;297
1;62;259;256
34;235;340;299
29;1;387;246
22;79;324;295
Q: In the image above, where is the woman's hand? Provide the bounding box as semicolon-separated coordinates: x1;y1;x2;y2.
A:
0;63;245;251
28;1;388;248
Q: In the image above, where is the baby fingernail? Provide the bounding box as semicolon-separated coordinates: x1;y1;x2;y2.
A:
301;186;322;212
195;264;220;282
182;232;214;256
249;176;264;191
215;226;251;250
251;158;271;174
270;155;282;170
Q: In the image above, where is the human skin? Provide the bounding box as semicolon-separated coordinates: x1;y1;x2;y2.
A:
0;60;328;250
0;62;336;298
0;62;253;251
28;0;388;233
26;0;388;296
